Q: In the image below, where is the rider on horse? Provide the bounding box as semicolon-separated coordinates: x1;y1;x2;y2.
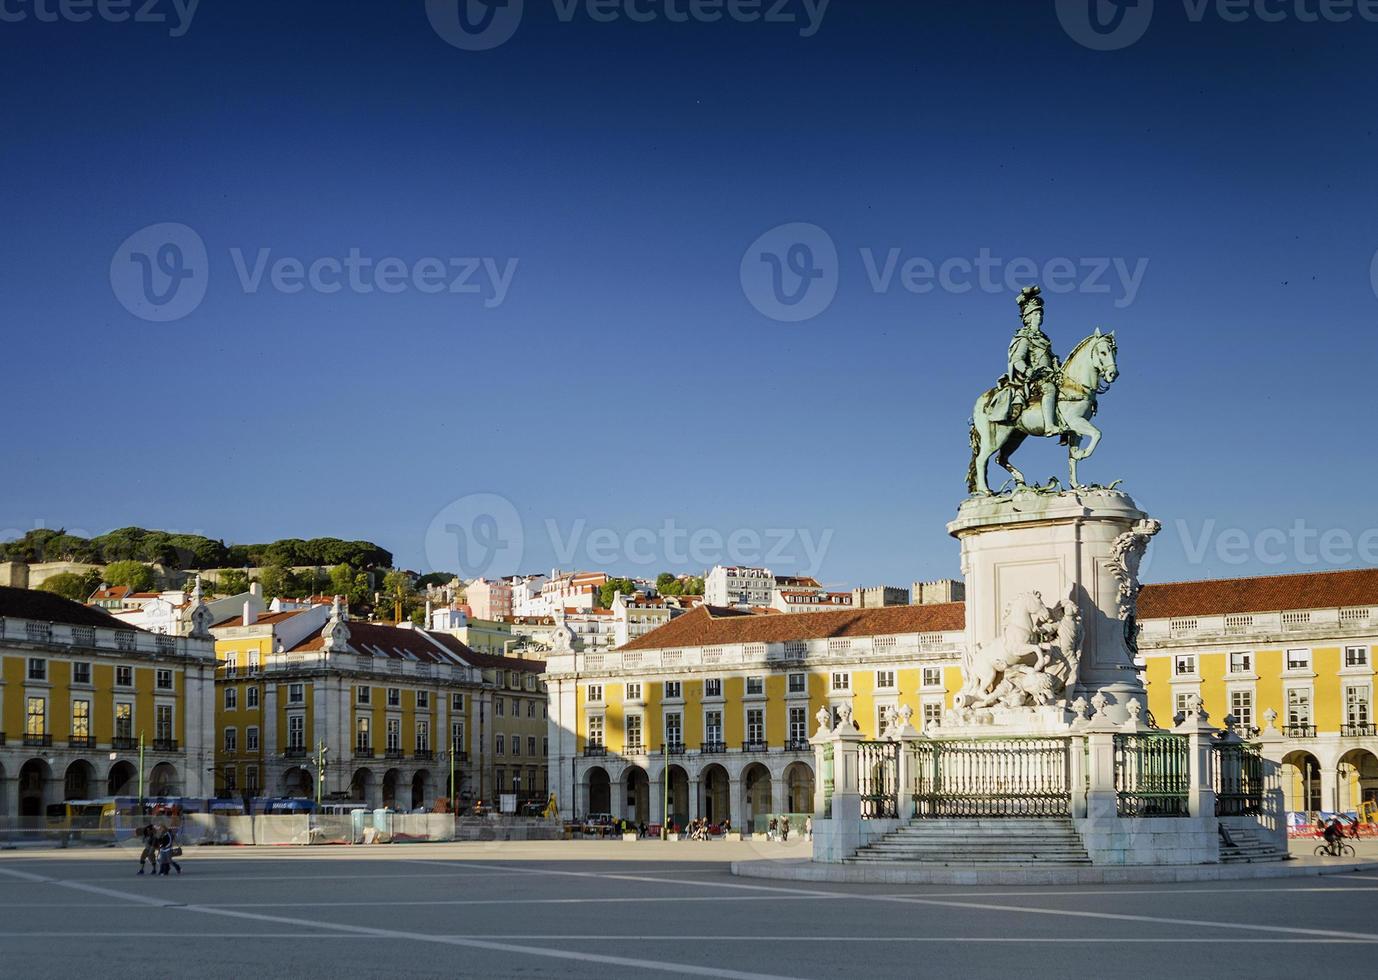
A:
1005;285;1064;437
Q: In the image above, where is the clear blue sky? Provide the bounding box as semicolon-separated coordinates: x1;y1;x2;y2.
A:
2;1;1375;589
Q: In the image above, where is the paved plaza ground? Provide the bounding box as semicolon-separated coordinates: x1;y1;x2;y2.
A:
2;838;1377;978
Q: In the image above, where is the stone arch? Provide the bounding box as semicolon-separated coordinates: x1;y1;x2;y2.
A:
665;764;690;828
742;762;772;829
1338;748;1378;813
0;761;6;816
149;761;179;798
382;768;401;808
623;765;650;825
350;767;374;806
107;760;137;797
64;759;96;801
784;760;815;814
585;766;611;816
1281;750;1322;813
411;770;432;810
281;766;311;799
700;763;730;826
19;758;52;818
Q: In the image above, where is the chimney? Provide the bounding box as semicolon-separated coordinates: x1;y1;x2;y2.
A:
250;581;263;599
242;601;256;627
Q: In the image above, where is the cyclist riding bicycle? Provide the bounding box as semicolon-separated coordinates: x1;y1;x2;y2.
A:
1322;817;1344;855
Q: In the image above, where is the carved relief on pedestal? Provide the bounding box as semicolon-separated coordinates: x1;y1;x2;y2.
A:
1107;518;1161;652
951;589;1084;718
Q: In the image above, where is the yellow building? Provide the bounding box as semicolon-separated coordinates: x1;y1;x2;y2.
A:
543;602;966;826
212;599;548;809
0;586;216;817
1137;567;1378;815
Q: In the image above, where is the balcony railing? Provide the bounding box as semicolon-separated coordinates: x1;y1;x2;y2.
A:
68;736;95;750
661;742;686;756
414;749;434;761
24;733;52;747
1341;723;1378;737
153;737;178;752
451;750;469;763
1282;724;1317;739
741;739;769;753
385;748;405;759
283;746;308;758
785;738;811;752
701;740;727;754
112;736;137;750
354;747;375;759
583;744;607;757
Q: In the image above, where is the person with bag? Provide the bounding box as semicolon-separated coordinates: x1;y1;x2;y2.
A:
136;824;157;876
155;824;182;876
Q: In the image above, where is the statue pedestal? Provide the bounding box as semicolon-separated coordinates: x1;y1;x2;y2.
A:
948;488;1159;727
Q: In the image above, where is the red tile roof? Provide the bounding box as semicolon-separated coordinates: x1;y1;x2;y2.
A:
1137;567;1378;619
2;586;143;630
210;610;307;629
88;586;132;601
620;602;966;650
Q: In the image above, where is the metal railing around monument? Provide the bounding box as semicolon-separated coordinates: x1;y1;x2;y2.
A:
858;741;899;819
1113;733;1189;817
910;737;1071;818
1213;741;1264;817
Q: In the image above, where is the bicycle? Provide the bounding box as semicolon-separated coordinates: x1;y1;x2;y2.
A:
1314;840;1356;858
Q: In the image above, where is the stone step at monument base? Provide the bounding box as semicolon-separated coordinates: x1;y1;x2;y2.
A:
846;817;1092;865
1219;826;1288;864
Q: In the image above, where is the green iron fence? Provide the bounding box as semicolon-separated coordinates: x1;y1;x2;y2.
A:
911;737;1071;818
1213;741;1263;817
859;740;899;819
1113;733;1189;817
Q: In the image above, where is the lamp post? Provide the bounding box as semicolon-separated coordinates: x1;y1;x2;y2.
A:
315;740;329;808
138;731;145;809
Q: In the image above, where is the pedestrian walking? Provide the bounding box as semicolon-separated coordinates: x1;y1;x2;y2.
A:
136;823;157;875
805;815;813;841
155;824;182;876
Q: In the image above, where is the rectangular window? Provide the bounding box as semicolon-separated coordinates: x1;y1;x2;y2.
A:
26;697;46;736
705;710;723;744
225;687;238;710
665;711;683;746
922;702;943;729
527;700;535;718
156;704;173;743
1286;688;1312;726
225;653;237;678
511;733;520;756
116;665;133;687
246;726;259;751
664;680;682;699
356;717;371;750
72;662;91;685
71;699;90;738
496;734;506;756
156;669;173;691
247;650;260;674
288;683;304;704
496;698;505;717
224;728;237;753
1286;648;1310;671
626;714;643;752
1346;687;1370;727
528;736;537;756
452;692;464;711
542;736;548;756
386;718;400;752
357;686;371;705
27;658;46;681
587;715;604;747
875;670;895;689
1230;690;1253;729
246;765;260;793
416;691;429;709
1229;652;1252;674
415;720;430;753
451;721;464;752
626;682;642;701
287;714;304;750
587;684;603;702
922;666;943;688
746;676;764;696
246;686;259;709
1346;646;1369;668
788;705;806;742
224;767;237;792
1173;655;1196;676
387;687;400;707
746;707;765;744
831;672;850;691
787;672;807;694
704;678;722;698
115;702;133;740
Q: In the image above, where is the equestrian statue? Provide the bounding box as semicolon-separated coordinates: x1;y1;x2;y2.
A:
968;285;1120;495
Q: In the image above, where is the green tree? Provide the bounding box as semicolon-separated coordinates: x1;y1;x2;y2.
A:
37;570;102;602
681;576;705;596
414;571;454;590
598;577;638;608
215;569;251;595
329;564;370;607
379;570;420;624
103;560;155;591
257;564;290;599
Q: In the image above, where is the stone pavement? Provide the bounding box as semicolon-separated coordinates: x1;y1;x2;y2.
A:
2;838;1377;978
